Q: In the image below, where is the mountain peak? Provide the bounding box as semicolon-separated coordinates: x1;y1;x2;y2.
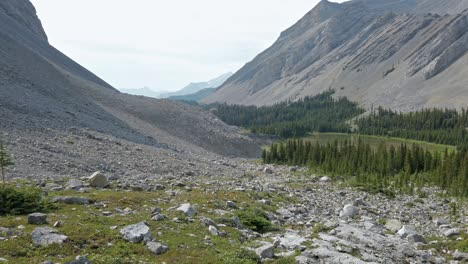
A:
0;0;48;43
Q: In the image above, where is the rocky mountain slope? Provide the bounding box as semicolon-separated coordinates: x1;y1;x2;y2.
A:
0;0;260;180
204;0;468;111
160;72;233;98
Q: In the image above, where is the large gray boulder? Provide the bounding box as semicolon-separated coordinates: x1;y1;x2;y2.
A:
147;242;169;255
397;225;418;238
31;227;68;246
177;203;197;217
340;204;359;218
65;179;84;190
120;222;152;243
28;213;48;225
88;171;109;188
256;243;275;259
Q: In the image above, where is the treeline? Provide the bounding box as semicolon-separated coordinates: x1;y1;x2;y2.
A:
357;107;468;147
210;91;363;138
263;139;468;197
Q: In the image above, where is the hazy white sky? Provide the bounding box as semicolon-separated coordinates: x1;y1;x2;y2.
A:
30;0;344;92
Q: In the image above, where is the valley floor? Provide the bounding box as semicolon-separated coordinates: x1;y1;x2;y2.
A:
0;162;467;264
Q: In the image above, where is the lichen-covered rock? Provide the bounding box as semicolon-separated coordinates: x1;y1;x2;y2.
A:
31;227;68;246
120;222;152;243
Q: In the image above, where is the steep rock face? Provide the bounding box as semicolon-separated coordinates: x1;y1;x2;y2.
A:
205;0;468;110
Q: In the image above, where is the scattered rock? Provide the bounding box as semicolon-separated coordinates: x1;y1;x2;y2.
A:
31;227;68;246
226;201;238;209
443;228;460;238
151;214;167;221
120;222;152;243
385;219;402;232
319;176;331;182
263;167;273;174
89;171;109;188
177;203;197;217
255;244;274;259
340;204;359;218
453;250;468;261
147;241;169;255
208;225;218;236
28;213;48;225
66;255;92;264
397;225;418;238
407;234;426;244
65;179;83;190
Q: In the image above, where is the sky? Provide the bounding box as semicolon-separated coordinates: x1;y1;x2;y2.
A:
30;0;345;92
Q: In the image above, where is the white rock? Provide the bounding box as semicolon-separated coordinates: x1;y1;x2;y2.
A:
177;203;197;217
120;222;152;243
208;225;218;236
385;219;402;232
340;204;359;218
397;225;418;238
256;243;274;259
319;176;331;182
89;171;109;188
31;227;68;246
147;242;169;255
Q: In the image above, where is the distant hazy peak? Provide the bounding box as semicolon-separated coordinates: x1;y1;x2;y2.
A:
0;0;48;43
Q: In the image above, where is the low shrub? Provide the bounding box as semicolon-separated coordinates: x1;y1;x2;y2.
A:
0;186;53;215
236;208;273;234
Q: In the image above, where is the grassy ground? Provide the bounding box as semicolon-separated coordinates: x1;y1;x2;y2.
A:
0;183;297;264
305;133;455;153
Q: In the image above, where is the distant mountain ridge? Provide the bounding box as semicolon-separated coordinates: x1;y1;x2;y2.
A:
204;0;468;111
119;87;164;98
160;72;232;98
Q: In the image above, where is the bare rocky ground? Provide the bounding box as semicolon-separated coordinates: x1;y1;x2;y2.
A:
1;163;466;263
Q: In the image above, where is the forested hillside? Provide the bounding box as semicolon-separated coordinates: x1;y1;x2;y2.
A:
211;91;363;138
263;139;468;197
356;108;468;147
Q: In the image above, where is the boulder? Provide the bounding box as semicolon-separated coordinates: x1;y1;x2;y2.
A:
147;242;169;255
385;219;402;232
443;228;460;238
151;214;167;221
89;171;109;188
28;213;48;225
51;196;92;205
226;201;238;209
340;204;359;218
263;167;273;174
177;203;197;217
319;176;331;182
120;222;152;243
66;256;92;264
256;244;275;259
31;227;68;246
407;234;426;244
397;225;418;238
65;179;83;190
208;225;218;236
453;250;468;261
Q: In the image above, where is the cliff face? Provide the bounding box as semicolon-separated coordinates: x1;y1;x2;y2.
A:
205;0;468;111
